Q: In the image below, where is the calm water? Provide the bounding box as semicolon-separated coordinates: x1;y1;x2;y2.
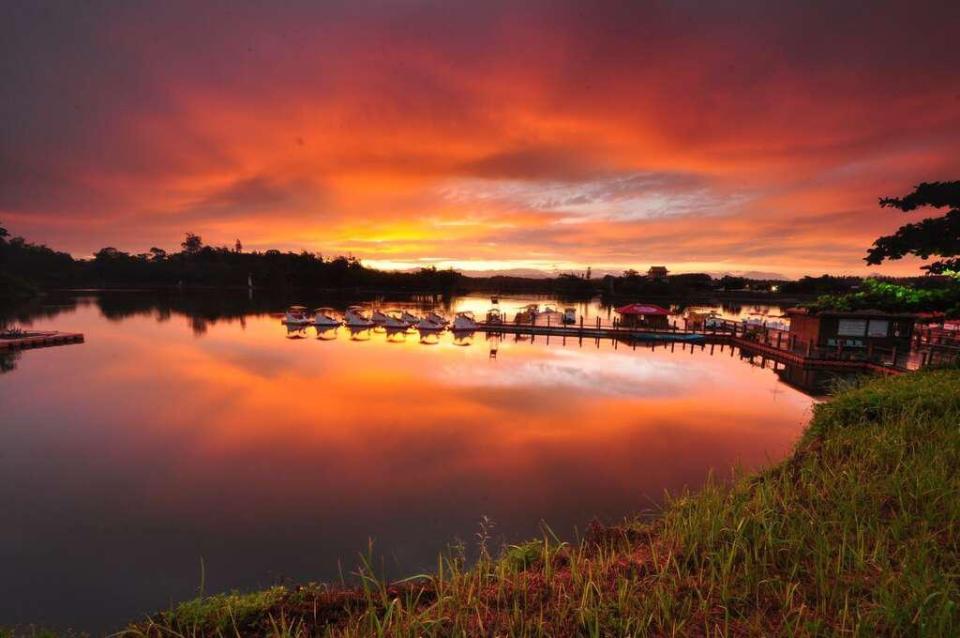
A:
1;293;816;632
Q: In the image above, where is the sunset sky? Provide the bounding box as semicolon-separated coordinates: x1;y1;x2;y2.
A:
2;1;959;278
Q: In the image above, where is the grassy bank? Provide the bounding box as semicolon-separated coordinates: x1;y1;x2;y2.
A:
122;370;960;637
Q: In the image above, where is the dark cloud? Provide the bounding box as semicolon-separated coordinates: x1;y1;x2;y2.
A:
459;146;613;181
175;175;327;222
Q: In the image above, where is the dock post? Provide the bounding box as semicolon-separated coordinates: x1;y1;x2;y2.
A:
776;332;782;350
579;316;584;336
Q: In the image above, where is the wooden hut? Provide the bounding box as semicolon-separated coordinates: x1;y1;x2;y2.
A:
785;308;916;351
646;266;669;281
616;303;672;330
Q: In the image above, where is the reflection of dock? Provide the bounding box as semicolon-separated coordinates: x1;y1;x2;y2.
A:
476;322;911;375
730;336;902;376
0;331;85;351
476;321;720;342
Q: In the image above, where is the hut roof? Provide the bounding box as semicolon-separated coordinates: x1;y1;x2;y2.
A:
785;307;918;319
616;303;671;316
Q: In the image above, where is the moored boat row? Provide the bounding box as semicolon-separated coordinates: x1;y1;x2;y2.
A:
282;306;479;332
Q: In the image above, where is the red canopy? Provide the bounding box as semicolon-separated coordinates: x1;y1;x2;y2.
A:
616;303;671;316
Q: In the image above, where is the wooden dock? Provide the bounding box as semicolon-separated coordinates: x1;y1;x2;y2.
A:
0;331;85;351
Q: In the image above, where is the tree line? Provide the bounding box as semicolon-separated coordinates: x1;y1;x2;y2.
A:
4;175;958;303
0;229;462;297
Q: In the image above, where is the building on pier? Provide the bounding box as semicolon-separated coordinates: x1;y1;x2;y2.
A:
785;308;916;352
647;266;669;281
616;303;672;330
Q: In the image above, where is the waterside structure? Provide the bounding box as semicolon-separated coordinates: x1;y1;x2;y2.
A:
467;307;958;375
0;331;84;351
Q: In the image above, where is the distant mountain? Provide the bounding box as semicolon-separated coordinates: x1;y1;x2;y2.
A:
458;268;557;279
714;270;790;281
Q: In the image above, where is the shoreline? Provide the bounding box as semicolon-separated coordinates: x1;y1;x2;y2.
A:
113;368;960;637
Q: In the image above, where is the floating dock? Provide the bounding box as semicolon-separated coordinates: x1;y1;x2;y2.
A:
0;331;85;351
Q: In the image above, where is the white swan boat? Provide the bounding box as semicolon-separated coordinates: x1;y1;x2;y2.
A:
452;311;478;332
514;304;539;324
416;314;446;331
283;305;313;327
372;309;408;329
344;306;376;328
425;311;448;326
313;307;341;328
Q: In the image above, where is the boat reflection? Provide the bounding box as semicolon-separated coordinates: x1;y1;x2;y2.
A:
452;330;476;346
347;326;373;341
315;325;339;341
285;325;309;339
385;326;410;343
487;333;501;358
419;331;441;345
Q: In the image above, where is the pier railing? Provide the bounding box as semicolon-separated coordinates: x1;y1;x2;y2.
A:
728;322;960;371
487;312;960;373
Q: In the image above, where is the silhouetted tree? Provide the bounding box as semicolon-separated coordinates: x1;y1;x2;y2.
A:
94;246;123;260
719;275;748;291
235;239;242;253
181;233;203;254
866;181;960;273
149;247;167;261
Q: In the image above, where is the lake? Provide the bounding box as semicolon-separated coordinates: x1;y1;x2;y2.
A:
1;292;819;633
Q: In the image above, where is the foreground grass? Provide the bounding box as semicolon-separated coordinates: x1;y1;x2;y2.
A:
123;369;960;637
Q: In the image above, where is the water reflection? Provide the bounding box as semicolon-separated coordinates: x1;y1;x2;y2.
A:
419;331;441;346
0;349;21;374
316;326;339;341
348;326;373;341
1;292;810;633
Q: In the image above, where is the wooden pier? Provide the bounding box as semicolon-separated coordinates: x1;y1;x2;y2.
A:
0;331;85;351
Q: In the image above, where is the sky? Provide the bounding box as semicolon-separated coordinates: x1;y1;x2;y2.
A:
2;0;959;278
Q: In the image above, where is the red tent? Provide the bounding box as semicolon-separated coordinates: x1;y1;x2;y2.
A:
615;303;671;316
